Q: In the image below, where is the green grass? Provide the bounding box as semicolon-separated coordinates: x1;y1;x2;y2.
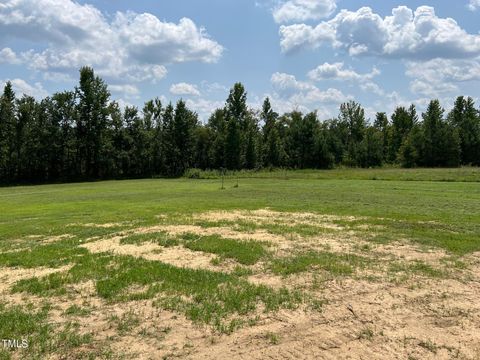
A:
109;310;141;336
64;305;91;317
184;167;480;182
1;169;478;254
271;251;369;276
180;233;268;265
389;261;446;279
11;253;301;331
0;303;51;359
1;168;479;344
120;231;179;247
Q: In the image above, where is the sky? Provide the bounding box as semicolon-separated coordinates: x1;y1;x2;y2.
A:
0;0;479;121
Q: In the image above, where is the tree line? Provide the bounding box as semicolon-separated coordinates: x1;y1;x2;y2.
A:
0;67;479;184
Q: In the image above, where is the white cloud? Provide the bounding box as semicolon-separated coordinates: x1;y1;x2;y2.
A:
0;47;20;64
185;98;224;122
170;82;201;97
468;0;480;11
406;58;480;83
280;6;480;60
1;79;48;99
110;84;140;99
409;79;458;98
271;72;315;91
271;72;350;106
360;82;385;96
0;0;223;82
273;0;337;23
308;62;380;82
201;81;229;94
406;58;480;97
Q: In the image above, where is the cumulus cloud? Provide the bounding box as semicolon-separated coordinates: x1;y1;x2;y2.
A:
109;84;140;99
468;0;480;11
307;62;380;82
271;72;315;92
271;72;350;106
185;98;224;122
0;79;48;99
280;6;480;60
360;82;385;96
170;82;201;97
0;0;223;82
273;0;337;23
0;47;20;64
406;58;480;97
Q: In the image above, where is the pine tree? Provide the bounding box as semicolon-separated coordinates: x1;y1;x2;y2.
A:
51;91;77;179
450;96;480;165
389;105;416;162
75;66;110;178
339;101;366;166
374;112;389;162
0;82;16;182
207;109;227;169
422;100;444;166
261;98;280;167
173;100;198;175
359;127;384;167
224;83;247;170
14;95;37;181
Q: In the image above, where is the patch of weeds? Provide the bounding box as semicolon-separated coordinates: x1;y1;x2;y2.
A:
64;305;91;317
309;298;327;312
210;257;222;266
265;332;280;345
231;266;254;277
357;327;374;341
194;220;259;233
389;261;446;279
247;316;260;327
0;303;52;358
261;223;337;238
13;253;302;333
109;310;141;336
56;322;93;350
440;257;467;270
120;232;179;247
181;234;267;265
418;339;438;354
271;251;369;276
0;239;87;268
12;253;117;296
353;243;373;252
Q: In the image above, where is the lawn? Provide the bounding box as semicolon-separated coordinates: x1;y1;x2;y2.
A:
0;168;479;359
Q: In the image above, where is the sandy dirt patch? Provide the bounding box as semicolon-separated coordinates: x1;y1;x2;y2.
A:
80;237;224;271
192;209;356;230
0;265;72;294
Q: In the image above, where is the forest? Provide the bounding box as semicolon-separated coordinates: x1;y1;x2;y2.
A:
0;67;479;184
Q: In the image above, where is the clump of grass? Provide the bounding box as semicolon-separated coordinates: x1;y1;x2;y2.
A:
56;322;93;350
0;239;87;268
109;310;141;336
358;327;374;340
64;305;91;317
120;232;179;247
0;303;52;358
389;261;446;279
418;339;438;354
265;332;280;345
271;251;368;276
13;254;302;333
180;234;267;265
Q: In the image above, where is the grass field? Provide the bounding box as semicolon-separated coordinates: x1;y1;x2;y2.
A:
0;168;479;359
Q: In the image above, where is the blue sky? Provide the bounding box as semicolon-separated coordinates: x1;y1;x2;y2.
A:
1;0;479;121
